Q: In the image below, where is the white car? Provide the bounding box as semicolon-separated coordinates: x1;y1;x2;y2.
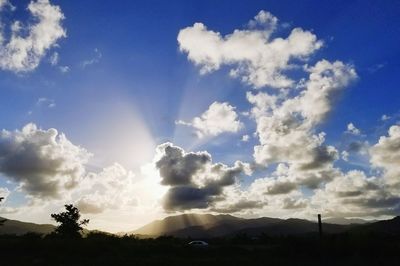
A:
188;240;209;247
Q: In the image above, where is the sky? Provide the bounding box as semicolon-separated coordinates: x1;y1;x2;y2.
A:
0;0;399;233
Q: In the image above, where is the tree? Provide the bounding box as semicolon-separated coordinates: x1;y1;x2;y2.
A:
0;197;6;226
51;204;89;238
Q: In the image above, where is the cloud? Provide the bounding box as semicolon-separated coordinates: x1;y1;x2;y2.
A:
381;114;391;121
59;65;69;73
0;123;91;199
312;170;400;217
346;123;361;135
241;135;250;142
177;10;364;217
252;60;356;171
80;48;102;68
178;10;322;88
75;163;138;214
0;0;14;11
155;143;251;211
211;198;264;213
0;0;66;72
36;97;56;108
0;187;10;200
49;52;59;66
370;125;400;187
176;102;243;138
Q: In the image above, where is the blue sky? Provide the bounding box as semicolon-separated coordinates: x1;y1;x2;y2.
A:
0;0;399;231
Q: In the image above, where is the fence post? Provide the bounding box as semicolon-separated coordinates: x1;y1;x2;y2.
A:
318;214;323;239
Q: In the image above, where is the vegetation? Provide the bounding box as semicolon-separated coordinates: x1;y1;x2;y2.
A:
0;207;399;265
50;204;89;238
0;231;399;265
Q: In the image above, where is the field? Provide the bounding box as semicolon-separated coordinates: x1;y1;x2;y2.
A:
1;232;399;266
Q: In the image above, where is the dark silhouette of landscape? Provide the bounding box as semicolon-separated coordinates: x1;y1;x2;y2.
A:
1;205;400;265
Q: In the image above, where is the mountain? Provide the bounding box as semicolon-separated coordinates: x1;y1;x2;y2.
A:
0;217;55;235
131;213;352;238
349;216;400;235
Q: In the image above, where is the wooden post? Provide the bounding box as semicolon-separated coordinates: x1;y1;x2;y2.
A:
318;214;323;239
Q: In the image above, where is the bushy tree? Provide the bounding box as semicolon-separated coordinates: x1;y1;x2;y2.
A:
51;204;89;238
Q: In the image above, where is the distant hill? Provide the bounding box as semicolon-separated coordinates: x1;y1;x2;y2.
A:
130;213;355;238
0;217;55;235
349;216;400;235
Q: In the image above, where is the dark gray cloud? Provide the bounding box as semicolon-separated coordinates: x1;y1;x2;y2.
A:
299;146;339;171
265;180;297;195
156;143;250;211
0;123;90;199
211;199;264;213
156;144;210;186
282;197;307;209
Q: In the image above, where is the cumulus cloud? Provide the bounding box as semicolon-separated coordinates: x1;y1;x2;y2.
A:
370;125;400;187
75;163;138;214
312;170;400;217
155;143;251;211
0;187;10;200
0;0;66;72
176;102;243;138
0;123;91;199
252;60;356;172
176;10;364;216
178;10;322;88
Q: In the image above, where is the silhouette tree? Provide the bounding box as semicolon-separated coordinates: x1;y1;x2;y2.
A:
0;197;6;226
51;204;89;238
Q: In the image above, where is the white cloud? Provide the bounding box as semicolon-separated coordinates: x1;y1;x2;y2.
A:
381;114;391;121
241;134;250;142
346;123;361;135
80;48;102;68
252;60;356;170
370;125;400;187
0;0;14;11
176;101;243;138
178;10;323;89
36;97;56;108
0;0;66;72
49;51;59;66
341;150;349;161
59;65;69;73
75;163;138;214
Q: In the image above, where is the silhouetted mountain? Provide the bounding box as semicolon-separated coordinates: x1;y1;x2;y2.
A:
349;216;400;235
0;217;55;235
131;213;355;238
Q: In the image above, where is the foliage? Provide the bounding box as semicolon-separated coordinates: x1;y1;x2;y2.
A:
0;233;400;265
50;204;89;238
